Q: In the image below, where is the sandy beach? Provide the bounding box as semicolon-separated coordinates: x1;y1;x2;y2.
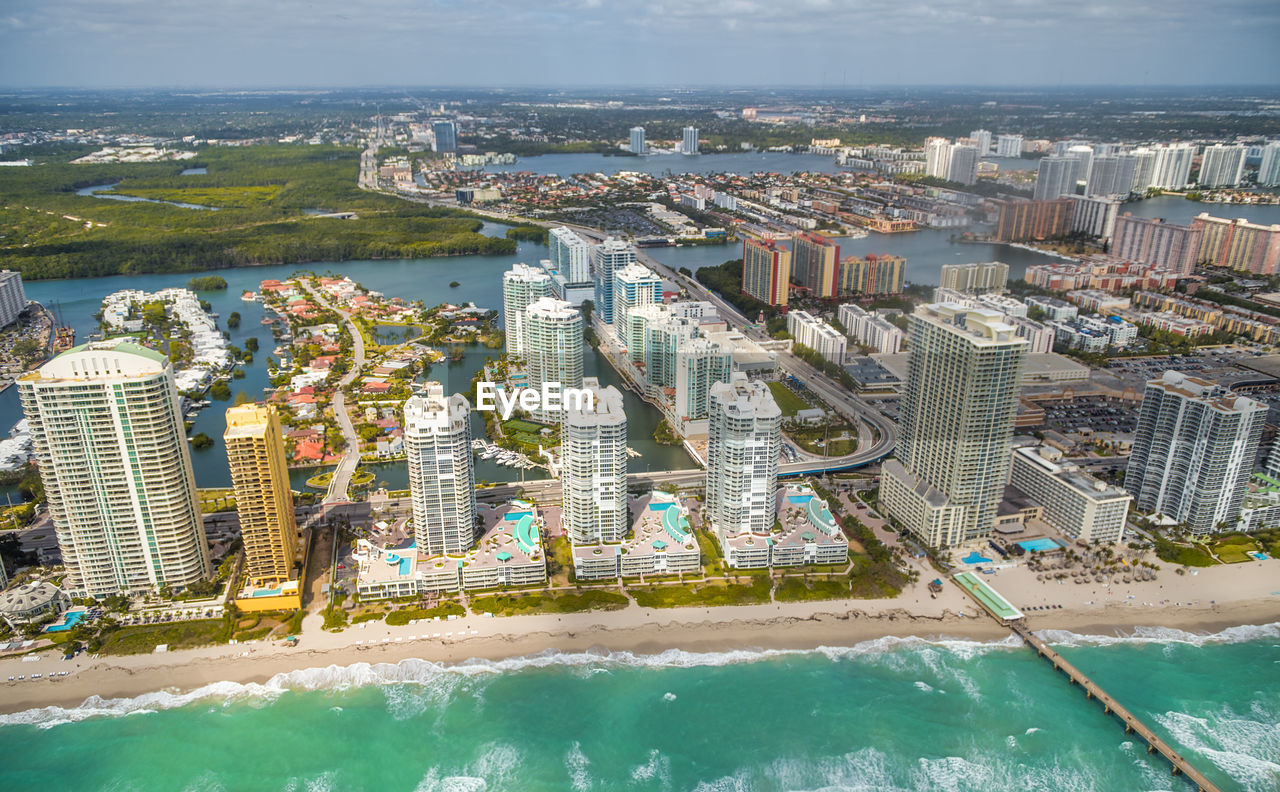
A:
2;559;1277;717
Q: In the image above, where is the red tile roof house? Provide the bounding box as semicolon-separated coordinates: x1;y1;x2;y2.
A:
361;382;392;395
293;440;325;463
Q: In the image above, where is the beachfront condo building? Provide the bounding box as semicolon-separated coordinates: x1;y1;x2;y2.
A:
881;304;1028;548
560;382;628;545
19;341;211;597
224;404;298;586
502;263;553;359
939;261;1009;294
404;382;477;556
1259;142;1280;187
591;238;636;325
742;238;791;306
706;373;782;548
1125;371;1266;536
1008;445;1132;544
630;126;646;155
613;263;662;345
791;232;840;298
525;297;584;421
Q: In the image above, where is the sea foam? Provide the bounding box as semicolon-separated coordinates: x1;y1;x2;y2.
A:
1;623;1273;728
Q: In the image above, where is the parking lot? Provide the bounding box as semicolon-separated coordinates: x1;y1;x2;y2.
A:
1037;396;1139;434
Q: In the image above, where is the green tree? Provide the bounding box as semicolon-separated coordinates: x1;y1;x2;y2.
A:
226;312;241;329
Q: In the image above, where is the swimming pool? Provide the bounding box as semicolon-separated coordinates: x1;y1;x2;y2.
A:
1250;551;1272;561
1018;538;1061;553
43;610;86;633
962;551;993;564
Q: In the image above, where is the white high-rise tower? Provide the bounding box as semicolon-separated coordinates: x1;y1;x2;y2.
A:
502;263;553;359
19;341;211;597
404;383;477;556
706;373;782;540
560;382;628;544
525;297;584;421
880;304;1028;548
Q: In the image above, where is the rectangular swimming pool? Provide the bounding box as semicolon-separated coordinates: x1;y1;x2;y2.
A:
1018;538;1061;553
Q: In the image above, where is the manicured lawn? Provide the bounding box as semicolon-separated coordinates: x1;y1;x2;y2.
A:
470;590;628;616
767;381;810;416
99;619;230;655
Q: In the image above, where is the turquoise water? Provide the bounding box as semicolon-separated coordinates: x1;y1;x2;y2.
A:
1;626;1277;790
1018;539;1061;553
962;552;994;564
41;610;85;633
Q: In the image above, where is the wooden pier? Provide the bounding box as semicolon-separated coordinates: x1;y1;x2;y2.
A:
951;574;1222;791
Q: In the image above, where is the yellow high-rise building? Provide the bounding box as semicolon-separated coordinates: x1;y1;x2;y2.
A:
225;404;298;588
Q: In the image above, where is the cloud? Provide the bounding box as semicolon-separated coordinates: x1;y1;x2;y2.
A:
0;0;1276;87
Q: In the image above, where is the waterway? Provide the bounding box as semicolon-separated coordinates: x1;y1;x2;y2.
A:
2;232;700;494
75;183;218;211
1118;194;1280;227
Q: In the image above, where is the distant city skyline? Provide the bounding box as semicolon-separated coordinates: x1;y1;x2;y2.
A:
1;0;1277;88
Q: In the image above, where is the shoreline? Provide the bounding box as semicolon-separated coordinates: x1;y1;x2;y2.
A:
2;585;1276;719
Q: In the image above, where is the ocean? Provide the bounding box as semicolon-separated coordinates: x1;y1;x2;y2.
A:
1;625;1277;791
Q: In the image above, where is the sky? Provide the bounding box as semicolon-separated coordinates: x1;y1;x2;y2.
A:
1;0;1278;89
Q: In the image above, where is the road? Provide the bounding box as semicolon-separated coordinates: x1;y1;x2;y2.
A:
299;280;367;503
358;137;898;475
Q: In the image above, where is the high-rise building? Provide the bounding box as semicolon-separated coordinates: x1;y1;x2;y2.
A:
1125;371;1265;535
404;383;477;556
548;226;592;285
19;341;211;597
613;262;662;344
1259;142;1280;187
993;199;1074;242
787;310;847;364
643;310;699;393
706;373;781;540
880;304;1028;548
742;238;791;306
560;382;628;544
525;298;584;421
675;337;732;423
1085;156;1123;196
1008;446;1132;544
224;404;298;586
431;120;458;153
591;238;635;325
629;126;646;155
837;254;906;296
1198;144;1247;188
946;145;979;185
1192;213;1280;275
995;134;1024;158
0;270;26;328
682;126;699;155
1065;195;1121;240
970;129;992;155
1129;147;1157;192
924;137;952;179
1111;214;1203;276
1065;144;1094;187
1034;156;1076;200
939;261;1009;294
1148;144;1196;190
502;263;553;359
790;232;840;298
